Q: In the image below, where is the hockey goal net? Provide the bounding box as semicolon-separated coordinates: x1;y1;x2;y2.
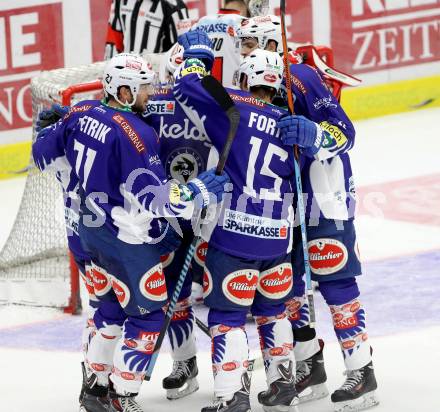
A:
0;54;162;313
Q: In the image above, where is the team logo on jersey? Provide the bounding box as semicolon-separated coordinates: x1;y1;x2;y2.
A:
203;268;213;299
257;264;293;299
308;238;348;275
145;100;175;115
111;278;131;308
91;263;112;296
160;252;174;268
222;270;259;306
139;263;167;301
166;148;203;183
194;240;208;266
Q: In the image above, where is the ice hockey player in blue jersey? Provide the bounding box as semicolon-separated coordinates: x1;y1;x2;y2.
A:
239;16;379;412
141;52;213;400
176;29;299;412
35;105;100;402
33;52;230;412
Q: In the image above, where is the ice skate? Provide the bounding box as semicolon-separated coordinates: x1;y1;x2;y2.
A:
78;364;109;412
258;361;299;412
162;356;199;400
108;388;143;412
201;373;251;412
331;361;379;412
295;339;329;403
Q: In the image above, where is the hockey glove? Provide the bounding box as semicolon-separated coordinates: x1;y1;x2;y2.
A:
278;115;323;158
156;224;182;256
178;29;214;71
186;168;230;209
36;104;69;133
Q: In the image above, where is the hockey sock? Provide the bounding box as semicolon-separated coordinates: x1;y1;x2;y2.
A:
111;310;164;395
255;313;294;385
286;295;320;361
86;301;125;387
167;298;197;361
320;278;371;370
210;324;249;399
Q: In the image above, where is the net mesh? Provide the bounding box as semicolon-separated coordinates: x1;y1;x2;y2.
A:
0;54;163;310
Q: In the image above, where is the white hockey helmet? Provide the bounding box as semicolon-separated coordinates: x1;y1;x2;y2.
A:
159;43;184;83
237;15;282;52
103;53;156;106
239;49;284;91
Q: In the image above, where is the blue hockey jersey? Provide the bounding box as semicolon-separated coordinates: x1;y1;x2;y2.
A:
142;86;212;184
174;67;296;260
33;100;193;245
287;64;357;220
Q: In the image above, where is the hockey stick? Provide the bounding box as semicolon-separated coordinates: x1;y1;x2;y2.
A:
280;0;316;327
145;75;240;381
296;45;362;87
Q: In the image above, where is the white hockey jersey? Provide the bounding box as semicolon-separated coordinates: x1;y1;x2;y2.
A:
193;9;244;88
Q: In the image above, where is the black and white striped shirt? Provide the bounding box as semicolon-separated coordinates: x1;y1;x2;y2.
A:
105;0;190;59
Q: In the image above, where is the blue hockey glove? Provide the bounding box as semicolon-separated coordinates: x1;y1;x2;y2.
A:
186;168;230;208
278;115;323;157
156;224;182;256
178;29;214;71
36;104;69;133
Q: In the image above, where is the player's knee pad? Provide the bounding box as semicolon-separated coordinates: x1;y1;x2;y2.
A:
285;295;311;329
319;277;360;306
207;308;247;329
210;323;248;399
254;313;294;384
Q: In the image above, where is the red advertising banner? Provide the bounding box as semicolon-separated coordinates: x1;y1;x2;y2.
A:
0;3;64;132
0;0;439;138
330;0;440;74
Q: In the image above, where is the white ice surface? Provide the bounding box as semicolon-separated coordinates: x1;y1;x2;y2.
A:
1;108;440;411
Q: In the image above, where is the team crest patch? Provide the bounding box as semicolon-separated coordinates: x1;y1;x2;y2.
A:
257;264;293;299
139;263;167;301
166;147;203;183
308;238;348;275
222;270;259;306
111;278;131;308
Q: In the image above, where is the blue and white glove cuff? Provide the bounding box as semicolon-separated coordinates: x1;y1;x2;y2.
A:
189;178;210;208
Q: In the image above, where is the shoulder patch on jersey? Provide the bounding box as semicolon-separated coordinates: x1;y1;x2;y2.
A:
289;74;307;95
64;104;93;120
230;93;265;107
319;121;348;149
112;113;146;153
